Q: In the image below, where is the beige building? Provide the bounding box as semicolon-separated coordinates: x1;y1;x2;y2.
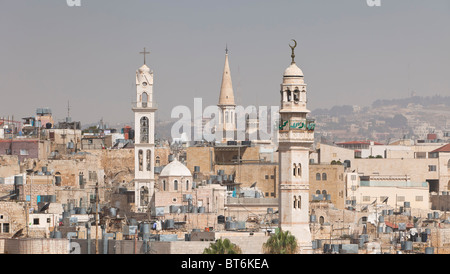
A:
309;164;346;210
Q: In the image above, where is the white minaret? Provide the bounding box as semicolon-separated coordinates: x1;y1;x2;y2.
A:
133;48;156;212
217;46;236;142
278;40;315;253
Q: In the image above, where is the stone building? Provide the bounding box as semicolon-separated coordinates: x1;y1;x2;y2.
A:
309;164;346;210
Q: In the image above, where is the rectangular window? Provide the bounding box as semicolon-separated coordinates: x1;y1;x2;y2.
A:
89;171;97;181
20;149;29;155
428;165;437;172
397;196;405;202
3;223;9;233
33;218;40;225
47;218;51;223
351;175;357;181
265;175;269;179
270;175;275;179
416;196;423;202
363;196;371;202
271;192;275;197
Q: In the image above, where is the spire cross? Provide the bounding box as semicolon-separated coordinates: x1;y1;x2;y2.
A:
140;47;150;64
225;44;229;55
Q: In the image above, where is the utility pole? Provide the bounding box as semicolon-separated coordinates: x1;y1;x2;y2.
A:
95;182;99;254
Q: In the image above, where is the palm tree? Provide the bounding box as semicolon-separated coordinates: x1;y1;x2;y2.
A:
203;238;242;254
263;229;299;254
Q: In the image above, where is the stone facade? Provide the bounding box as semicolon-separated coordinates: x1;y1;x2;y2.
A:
309;164;346;209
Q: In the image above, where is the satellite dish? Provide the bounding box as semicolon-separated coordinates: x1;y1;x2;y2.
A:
250;182;257;188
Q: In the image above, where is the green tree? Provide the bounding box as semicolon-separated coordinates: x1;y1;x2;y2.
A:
203;238;242;254
262;229;299;254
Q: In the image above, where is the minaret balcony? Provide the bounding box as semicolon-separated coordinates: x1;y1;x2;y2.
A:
278;129;315;143
132;102;158;111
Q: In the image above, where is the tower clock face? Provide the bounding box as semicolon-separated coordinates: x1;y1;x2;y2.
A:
142;82;147;86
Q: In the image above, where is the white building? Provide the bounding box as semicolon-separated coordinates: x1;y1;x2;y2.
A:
278;40;314;253
132;49;157;212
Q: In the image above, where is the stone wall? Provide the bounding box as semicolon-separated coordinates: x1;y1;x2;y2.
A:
0;201;27;237
0;238;68;254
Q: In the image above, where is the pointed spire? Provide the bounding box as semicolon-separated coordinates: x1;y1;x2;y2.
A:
218;47;235;106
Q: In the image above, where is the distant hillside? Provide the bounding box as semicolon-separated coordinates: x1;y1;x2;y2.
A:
311;95;450;116
372;95;450;108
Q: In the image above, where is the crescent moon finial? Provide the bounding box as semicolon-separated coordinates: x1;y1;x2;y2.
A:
289;39;297;64
290;39;297;49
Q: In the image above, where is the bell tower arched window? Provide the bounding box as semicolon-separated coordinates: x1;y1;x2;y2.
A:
146;150;151;171
141;92;148;107
138;150;143;171
140;117;149;143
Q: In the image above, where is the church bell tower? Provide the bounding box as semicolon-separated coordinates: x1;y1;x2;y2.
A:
133;48;156;212
278;40;316;253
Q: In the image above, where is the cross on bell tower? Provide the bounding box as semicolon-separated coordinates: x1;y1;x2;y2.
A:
140;47;150;65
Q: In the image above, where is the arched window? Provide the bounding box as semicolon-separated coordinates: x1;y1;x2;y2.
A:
225;111;229;123
297;195;301;209
447;159;450;170
138;150;143;171
448;180;450;191
294;90;300;102
316;190;321;194
156;156;160;167
297;163;302;177
293;196;297;209
174;180;178;191
322;190;327;196
186;180;190;191
316;173;321;181
287;90;292;102
163;180;166;191
293;164;297;176
140;117;149;143
322;173;327;181
140;186;149;206
141;92;148;107
319;216;324;225
146;150;151;171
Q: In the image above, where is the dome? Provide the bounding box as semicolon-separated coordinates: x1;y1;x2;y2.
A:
159;159;192;177
283;63;303;77
138;64;150;73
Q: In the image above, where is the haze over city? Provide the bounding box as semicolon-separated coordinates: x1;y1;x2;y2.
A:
1;0;449;125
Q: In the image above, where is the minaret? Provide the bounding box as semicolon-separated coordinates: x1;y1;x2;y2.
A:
217;46;236;142
278;40;315;253
132;48;156;212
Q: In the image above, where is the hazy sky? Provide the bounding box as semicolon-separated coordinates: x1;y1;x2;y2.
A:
1;0;449;126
